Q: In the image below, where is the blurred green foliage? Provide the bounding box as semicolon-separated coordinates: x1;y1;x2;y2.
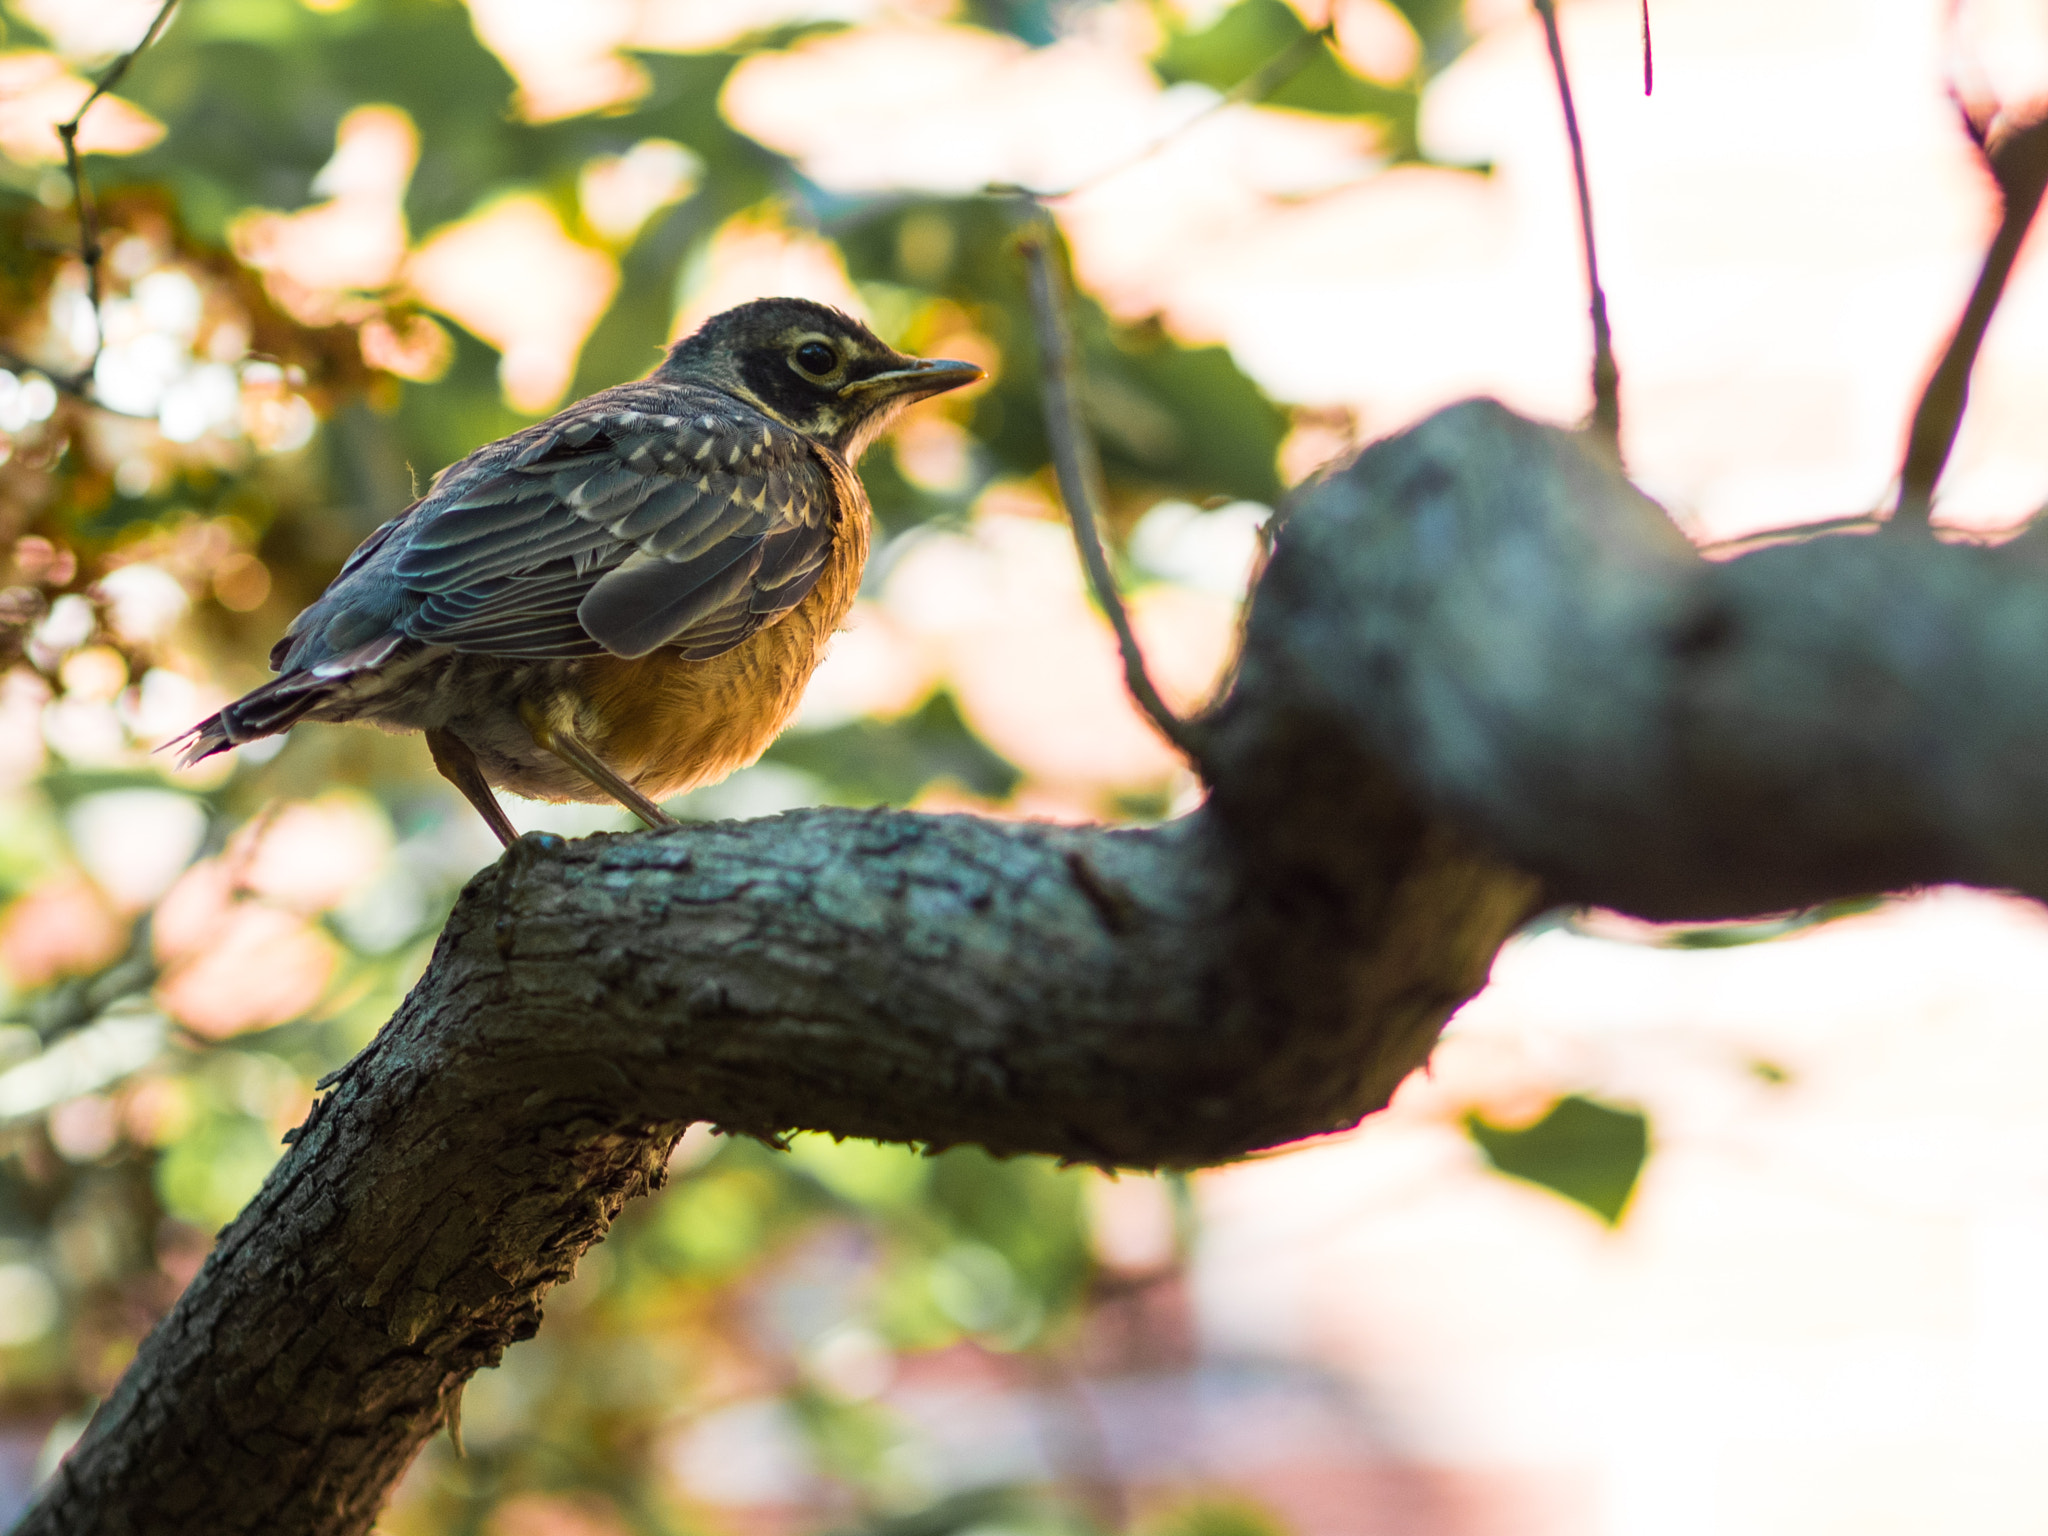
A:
1465;1094;1650;1227
1139;1497;1293;1536
767;693;1018;806
1155;0;1420;152
0;0;1493;1527
830;195;1287;520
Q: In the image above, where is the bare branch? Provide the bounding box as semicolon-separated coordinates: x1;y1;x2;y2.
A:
1531;0;1621;449
1016;225;1207;765
1894;115;2048;527
1641;0;1654;96
1947;83;1992;155
0;346;154;419
18;724;1535;1533
52;0;182;388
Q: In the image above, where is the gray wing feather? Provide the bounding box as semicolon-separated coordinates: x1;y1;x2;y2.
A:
578;545;764;660
370;383;841;662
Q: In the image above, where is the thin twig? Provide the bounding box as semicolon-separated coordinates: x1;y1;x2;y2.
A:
0;347;79;401
1895;115;2048;527
1016;227;1205;765
0;345;155;420
991;24;1335;203
52;0;182;383
1940;0;1997;155
1531;0;1620;450
1948;84;1992;155
1641;0;1653;96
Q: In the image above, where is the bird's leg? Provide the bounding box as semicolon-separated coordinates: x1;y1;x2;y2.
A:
518;701;677;831
426;728;520;848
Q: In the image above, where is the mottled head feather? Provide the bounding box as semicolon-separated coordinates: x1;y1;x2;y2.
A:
654;297;975;459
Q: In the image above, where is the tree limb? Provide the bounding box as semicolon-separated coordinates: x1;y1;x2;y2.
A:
30;396;2048;1531
1228;400;2048;919
1895;114;2048;525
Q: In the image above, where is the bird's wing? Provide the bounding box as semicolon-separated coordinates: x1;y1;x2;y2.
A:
387;385;843;661
268;506;417;670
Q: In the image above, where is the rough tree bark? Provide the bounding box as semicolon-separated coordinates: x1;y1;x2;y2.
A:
20;398;2048;1534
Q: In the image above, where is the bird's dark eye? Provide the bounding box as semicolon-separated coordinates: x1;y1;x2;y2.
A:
793;341;837;377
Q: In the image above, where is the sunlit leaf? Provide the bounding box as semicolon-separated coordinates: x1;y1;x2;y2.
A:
1466;1094;1649;1226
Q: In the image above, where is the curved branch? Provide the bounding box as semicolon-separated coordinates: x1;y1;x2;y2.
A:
32;397;2048;1531
19;794;1529;1533
1228;400;2048;919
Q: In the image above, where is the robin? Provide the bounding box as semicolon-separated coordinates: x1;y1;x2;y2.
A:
176;298;982;846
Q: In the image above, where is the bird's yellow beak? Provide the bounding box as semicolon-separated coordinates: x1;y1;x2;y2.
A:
839;358;984;402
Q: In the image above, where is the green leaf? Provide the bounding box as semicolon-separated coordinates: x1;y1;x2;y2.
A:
958;0;1058;47
1141;1497;1295;1536
767;691;1020;806
1466;1094;1649;1226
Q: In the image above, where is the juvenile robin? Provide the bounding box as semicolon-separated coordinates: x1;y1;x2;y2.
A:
177;298;982;845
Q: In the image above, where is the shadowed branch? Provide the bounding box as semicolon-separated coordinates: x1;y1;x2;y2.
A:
1894;114;2048;526
1531;0;1621;448
1016;225;1208;765
43;0;183;399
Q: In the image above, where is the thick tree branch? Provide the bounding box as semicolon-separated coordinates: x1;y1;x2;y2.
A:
19;794;1529;1533
1225;400;2048;918
31;397;2048;1531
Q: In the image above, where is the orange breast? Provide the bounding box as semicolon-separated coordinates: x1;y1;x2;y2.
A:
575;487;871;802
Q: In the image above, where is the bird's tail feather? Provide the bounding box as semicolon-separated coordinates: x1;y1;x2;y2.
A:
171;681;329;767
166;633;407;768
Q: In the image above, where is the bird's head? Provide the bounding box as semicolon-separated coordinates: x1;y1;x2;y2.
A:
659;297;983;462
